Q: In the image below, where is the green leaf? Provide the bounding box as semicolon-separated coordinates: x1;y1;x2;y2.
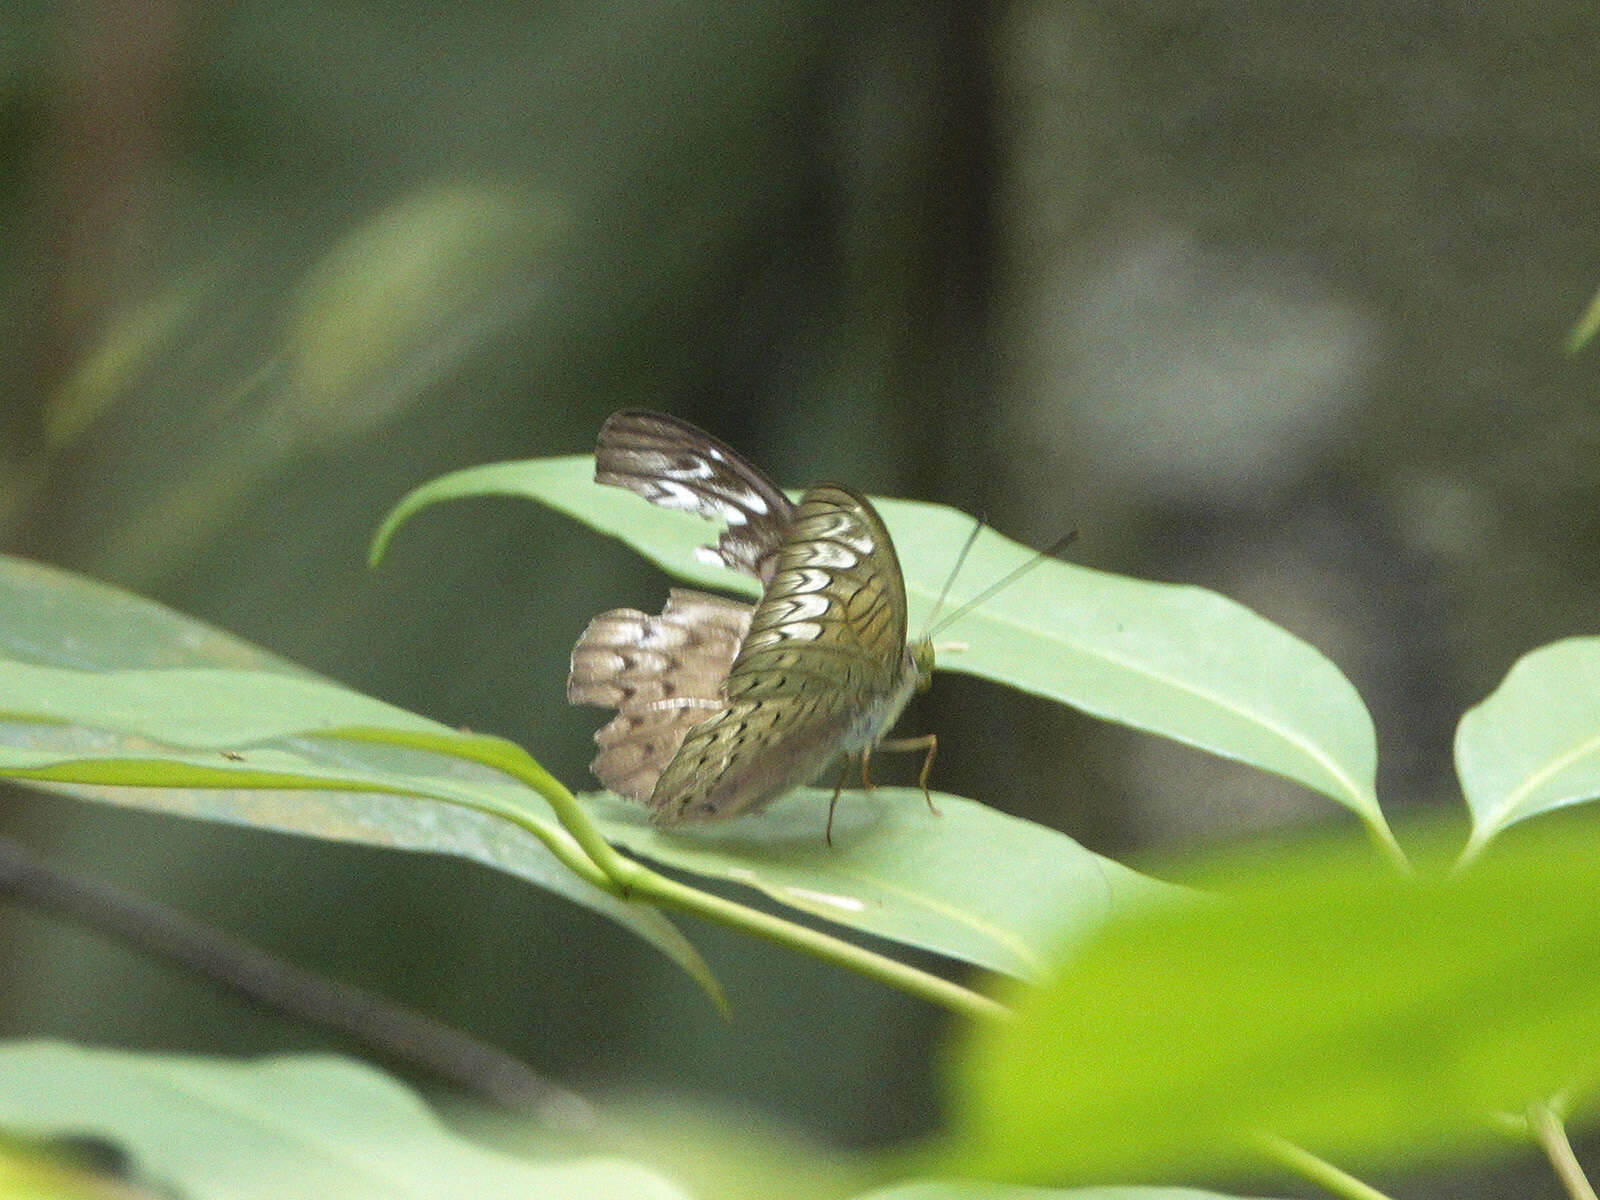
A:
370;456;748;590
0;641;1163;984
0;560;715;1000
1456;638;1600;859
0;660;453;746
0;1128;162;1200
585;789;1179;980
0;1042;688;1200
373;457;1390;853
944;819;1600;1185
883;498;1386;854
853;1186;1282;1200
0;556;308;673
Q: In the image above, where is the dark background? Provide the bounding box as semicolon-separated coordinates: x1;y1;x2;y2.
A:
2;2;1597;1194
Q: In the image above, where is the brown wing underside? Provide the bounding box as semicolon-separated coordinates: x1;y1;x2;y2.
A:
566;589;751;803
593;410;797;583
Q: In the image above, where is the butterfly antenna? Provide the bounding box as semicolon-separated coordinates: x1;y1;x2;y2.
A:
928;529;1079;639
920;514;985;637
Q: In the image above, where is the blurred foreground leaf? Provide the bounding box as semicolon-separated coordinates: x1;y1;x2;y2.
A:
855;1187;1283;1200
0;1128;165;1200
944;820;1599;1184
0;1043;687;1200
375;457;1391;852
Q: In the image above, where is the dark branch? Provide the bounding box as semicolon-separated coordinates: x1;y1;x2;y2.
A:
0;836;591;1125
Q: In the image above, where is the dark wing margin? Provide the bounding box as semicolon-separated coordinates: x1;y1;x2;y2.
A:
594;410;797;583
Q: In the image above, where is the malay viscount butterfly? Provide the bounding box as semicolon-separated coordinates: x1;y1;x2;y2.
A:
567;410;939;840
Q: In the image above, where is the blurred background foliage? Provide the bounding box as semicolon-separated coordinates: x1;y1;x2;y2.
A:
0;0;1596;1193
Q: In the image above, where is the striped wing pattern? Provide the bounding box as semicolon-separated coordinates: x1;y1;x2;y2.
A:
648;484;918;823
593;410;796;583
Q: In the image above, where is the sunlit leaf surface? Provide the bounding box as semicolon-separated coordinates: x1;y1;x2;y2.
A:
586;789;1178;980
1456;637;1600;857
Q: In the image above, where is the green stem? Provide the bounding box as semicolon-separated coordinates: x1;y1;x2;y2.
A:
325;727;1008;1023
1252;1134;1398;1200
385;729;636;889
517;767;1006;1023
314;728;621;889
1530;1102;1599;1200
1364;811;1413;875
630;863;1009;1024
332;726;643;890
1453;829;1488;874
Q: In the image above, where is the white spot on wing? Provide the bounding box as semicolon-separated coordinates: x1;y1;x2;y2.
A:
774;621;822;640
801;542;860;570
773;593;832;621
655;480;702;510
780;567;833;593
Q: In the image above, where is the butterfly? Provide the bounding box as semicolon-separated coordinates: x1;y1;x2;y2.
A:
567;410;937;840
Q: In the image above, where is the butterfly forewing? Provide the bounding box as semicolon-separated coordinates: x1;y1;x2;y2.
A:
648;484;920;823
594;410;796;583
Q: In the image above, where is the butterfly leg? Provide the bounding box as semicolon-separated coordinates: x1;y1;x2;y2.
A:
876;734;940;817
825;758;853;847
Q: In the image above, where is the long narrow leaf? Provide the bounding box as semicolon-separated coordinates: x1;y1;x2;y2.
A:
0;562;715;998
375;458;1388;848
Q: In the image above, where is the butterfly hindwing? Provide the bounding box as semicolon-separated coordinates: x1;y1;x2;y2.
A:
567;589;752;803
